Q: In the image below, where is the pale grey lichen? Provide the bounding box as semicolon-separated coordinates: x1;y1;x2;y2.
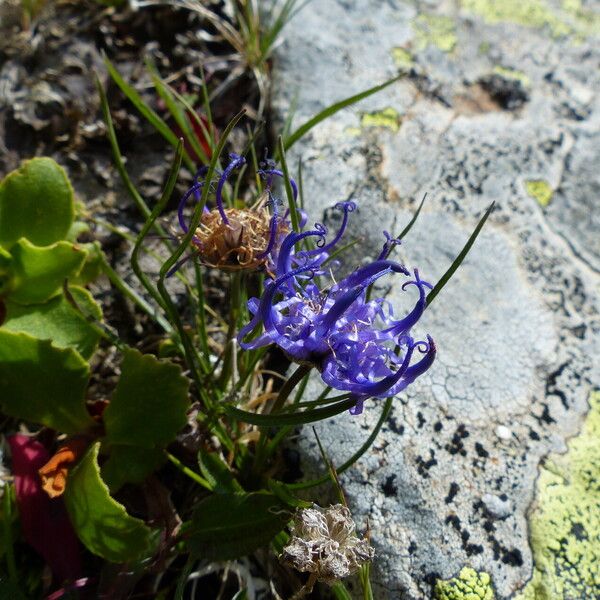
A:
281;504;374;584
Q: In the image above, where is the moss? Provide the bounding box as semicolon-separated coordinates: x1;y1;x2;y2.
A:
434;567;495;599
360;107;401;132
492;66;530;88
413;14;457;53
391;47;414;70
461;0;600;39
525;180;553;207
514;391;600;600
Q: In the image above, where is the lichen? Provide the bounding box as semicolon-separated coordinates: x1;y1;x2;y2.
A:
413;14;457;53
492;66;530;88
525;180;553;207
360;107;401;132
514;390;600;600
461;0;600;39
434;567;495;600
391;47;414;70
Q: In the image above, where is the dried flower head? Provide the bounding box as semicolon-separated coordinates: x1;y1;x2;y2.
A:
281;504;374;584
174;154;289;273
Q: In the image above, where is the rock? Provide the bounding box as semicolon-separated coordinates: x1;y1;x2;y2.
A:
272;1;600;598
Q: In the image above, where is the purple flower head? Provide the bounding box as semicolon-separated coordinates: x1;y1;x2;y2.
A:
238;205;436;413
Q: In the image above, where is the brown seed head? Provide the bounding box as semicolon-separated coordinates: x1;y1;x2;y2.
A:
191;207;286;272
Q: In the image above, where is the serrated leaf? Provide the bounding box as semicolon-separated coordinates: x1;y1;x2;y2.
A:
198;449;244;494
0;330;94;434
9;239;86;304
103;348;190;448
101;445;165;493
0;158;75;248
185;492;291;560
3;287;102;359
64;442;158;562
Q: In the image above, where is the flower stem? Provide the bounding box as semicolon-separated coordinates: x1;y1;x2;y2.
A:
270;363;312;414
165;451;212;491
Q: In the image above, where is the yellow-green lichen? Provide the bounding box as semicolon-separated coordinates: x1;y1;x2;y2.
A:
514;390;600;600
434;567;495;600
391;47;414;70
360;107;401;132
461;0;600;39
492;66;531;88
413;14;457;53
525;180;553;207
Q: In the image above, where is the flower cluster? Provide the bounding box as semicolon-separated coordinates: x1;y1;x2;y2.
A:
281;504;374;584
238;193;436;413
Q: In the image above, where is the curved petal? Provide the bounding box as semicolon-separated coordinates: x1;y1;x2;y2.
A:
215;153;246;224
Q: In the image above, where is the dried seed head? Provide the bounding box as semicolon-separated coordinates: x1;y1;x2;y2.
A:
281;504;374;584
192;206;288;272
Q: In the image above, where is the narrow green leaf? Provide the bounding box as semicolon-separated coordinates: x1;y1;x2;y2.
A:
185;492;291;560
103;347;190;448
331;582;354;600
64;443;158;562
277;136;300;232
4;286;102;359
288;396;394;491
95;75;152;221
9;239;86;304
146;63;208;166
0;158;74;248
0;330;94;434
102;56;190;167
198;449;244;494
224;398;356;427
268;479;312;509
426;202;495;307
284;76;401;150
396;193;427;243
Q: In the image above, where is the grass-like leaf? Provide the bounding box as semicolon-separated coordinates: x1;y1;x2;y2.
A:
284;75;401;150
288;396;393;490
426;201;495;307
103;56;195;170
224;397;356;427
277;136;300;232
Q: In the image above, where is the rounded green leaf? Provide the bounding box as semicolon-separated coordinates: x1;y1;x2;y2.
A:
0;158;75;248
103;348;190;448
185;492;291;560
3;287;102;359
9;238;86;304
0;246;14;297
64;442;158;563
101;445;166;493
0;330;94;434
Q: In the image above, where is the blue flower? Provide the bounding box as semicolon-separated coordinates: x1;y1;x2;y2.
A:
238;205;436;413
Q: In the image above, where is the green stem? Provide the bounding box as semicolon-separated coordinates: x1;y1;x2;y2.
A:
218;271;242;389
288;396;394;490
99;253;172;333
359;563;374;600
165;451;212;491
270;363;312;414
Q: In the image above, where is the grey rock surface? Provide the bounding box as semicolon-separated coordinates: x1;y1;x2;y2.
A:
271;1;600;598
